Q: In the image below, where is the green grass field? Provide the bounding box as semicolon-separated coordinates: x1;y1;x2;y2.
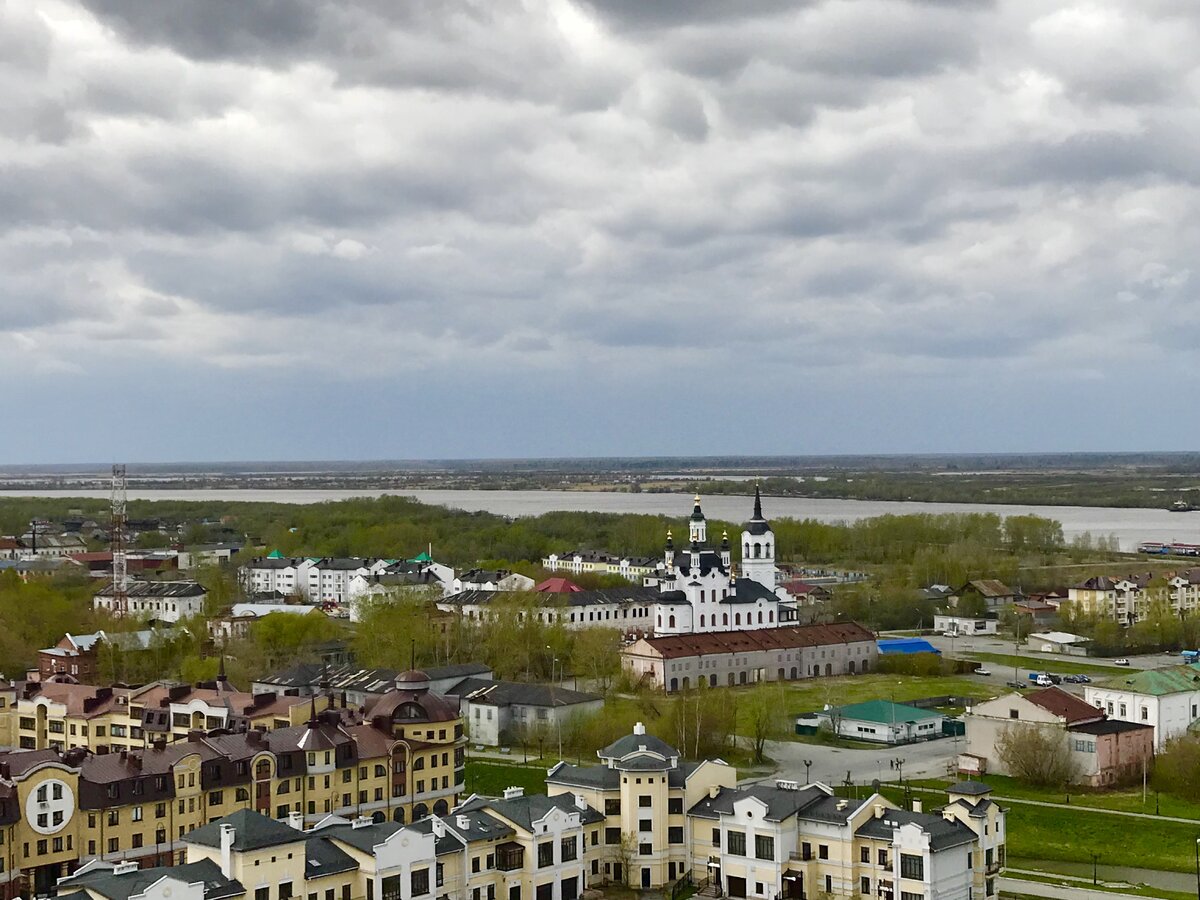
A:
766;672;995;722
910;774;1200;820
464;760;549;798
966;652;1139;678
865;782;1200;874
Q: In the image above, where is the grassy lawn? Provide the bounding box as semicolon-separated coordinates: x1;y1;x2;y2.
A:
967;652;1137;678
764;672;996;724
464;760;549;797
1005;880;1193;900
909;774;1200;820
865;785;1200;874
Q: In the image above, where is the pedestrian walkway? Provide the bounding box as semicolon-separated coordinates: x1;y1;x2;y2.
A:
1000;876;1151;900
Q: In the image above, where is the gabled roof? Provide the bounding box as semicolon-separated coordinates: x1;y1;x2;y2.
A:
855;808;977;851
535;578;583;593
688;783;827;822
960;580;1014;598
59;858;243;900
186;809;306;851
820;700;943;725
1026;686;1104;724
632;622;875;660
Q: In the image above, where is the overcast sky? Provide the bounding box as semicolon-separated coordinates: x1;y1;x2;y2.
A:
3;0;1199;463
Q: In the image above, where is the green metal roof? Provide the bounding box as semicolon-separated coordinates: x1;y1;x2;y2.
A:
409;552;432;562
1098;664;1200;696
267;549;284;559
829;700;943;725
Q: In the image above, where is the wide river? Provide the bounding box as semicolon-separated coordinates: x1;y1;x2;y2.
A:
2;488;1198;551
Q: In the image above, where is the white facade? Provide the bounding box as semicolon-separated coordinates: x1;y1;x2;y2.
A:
933;615;997;636
1084;677;1200;750
93;581;207;623
242;557;394;603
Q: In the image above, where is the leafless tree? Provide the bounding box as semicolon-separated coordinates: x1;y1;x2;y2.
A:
995;723;1081;787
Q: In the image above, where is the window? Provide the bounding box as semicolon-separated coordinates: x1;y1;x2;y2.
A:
902;893;924;900
107;838;119;853
561;836;578;861
668;826;684;845
818;844;828;860
900;854;924;881
861;878;871;895
712;828;720;847
1008;709;1018;719
436;864;444;888
411;871;430;898
825;876;832;894
638;819;652;832
639;843;652;855
878;849;888;867
726;830;746;856
605;828;620;845
605;799;621;815
861;847;870;864
538;841;554;868
257;889;270;900
755;835;774;861
638;795;652;808
668;797;683;815
281;883;293;900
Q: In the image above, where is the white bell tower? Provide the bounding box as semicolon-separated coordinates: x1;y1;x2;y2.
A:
688;495;707;544
740;484;776;590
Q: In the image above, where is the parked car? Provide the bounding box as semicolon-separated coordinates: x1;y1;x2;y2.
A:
1035;674;1053;686
1114;658;1131;666
1047;673;1063;684
1006;681;1026;689
1076;674;1091;683
973;666;992;676
1061;674;1081;683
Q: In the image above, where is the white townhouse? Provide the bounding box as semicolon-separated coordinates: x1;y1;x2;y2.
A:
542;550;659;582
1084;664;1200;750
688;780;1004;900
242;554;393;603
451;569;536;593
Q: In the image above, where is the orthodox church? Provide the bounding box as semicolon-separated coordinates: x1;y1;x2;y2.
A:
645;488;796;635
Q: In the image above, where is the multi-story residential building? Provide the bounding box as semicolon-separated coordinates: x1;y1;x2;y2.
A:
545;722;737;889
621;623;877;693
451;570;536;594
1085;664;1200;750
60;787;603;900
541;550;659;582
963;687;1153;785
1066;574;1153;625
93;582;208;622
0;672;466;898
11;677;337;753
242;555;396;605
688;780;1004;900
1168;568;1200;618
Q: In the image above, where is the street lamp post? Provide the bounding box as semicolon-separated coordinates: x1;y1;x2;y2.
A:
1193;838;1200;900
893;757;905;784
803;759;813;784
1092;853;1100;886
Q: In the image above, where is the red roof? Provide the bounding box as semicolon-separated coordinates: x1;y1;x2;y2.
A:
779;580;825;595
632;622;875;660
0;538;20;550
535;577;583;593
1027;686;1104;724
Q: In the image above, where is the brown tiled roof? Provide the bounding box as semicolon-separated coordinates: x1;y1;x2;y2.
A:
1027;686;1104;724
961;580;1014;597
633;622;875;660
0;749;76;778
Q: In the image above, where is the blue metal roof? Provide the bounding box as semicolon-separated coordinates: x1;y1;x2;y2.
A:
877;637;941;655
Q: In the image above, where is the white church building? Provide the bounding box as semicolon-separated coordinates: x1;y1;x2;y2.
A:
644;489;796;635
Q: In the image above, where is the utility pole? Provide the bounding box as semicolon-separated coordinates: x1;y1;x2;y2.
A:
111;464;129;618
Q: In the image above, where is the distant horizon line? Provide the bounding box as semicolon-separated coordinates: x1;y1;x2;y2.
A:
4;450;1200;471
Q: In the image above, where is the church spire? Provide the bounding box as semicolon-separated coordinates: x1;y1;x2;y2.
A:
753;483;763;520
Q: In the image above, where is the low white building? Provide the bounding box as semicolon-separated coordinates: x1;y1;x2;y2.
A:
451;568;535;593
933;614;997;636
242;554;393;603
1084;665;1200;750
543;549;660;581
209;603;326;639
1026;631;1091;656
796;700;948;745
93;580;208;622
452;678;604;746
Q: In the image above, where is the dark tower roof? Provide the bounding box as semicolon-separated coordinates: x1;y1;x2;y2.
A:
690;495;706;522
745;484;771;536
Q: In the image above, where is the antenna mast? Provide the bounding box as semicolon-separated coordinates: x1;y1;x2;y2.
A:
111;464;129;618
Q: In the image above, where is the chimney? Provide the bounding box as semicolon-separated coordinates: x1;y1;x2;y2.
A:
633;721;646;736
574;793;586;810
351;816;373;830
219;823;236;878
503;786;524;800
708;785;720;799
287;811;305;831
457;814;471;830
113;861;139;876
943;810;955;822
431;817;445;838
912;800;922;813
874;804;885;819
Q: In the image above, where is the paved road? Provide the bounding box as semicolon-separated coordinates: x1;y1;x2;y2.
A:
753;736;962;788
999;876;1149;900
922;633;1180;674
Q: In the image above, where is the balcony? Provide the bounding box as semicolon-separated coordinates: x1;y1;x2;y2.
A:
496;842;524;872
